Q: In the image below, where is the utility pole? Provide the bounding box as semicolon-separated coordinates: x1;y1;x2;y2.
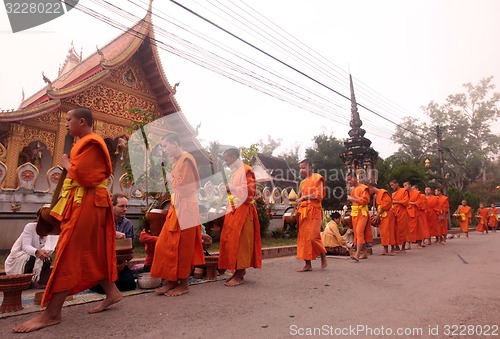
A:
435;125;446;195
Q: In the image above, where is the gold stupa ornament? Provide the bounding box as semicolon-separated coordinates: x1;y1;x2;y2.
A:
288;189;298;205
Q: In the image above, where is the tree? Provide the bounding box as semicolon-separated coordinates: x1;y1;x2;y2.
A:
279;143;301;178
257;135;282;156
239;143;259;165
304;133;346;209
392;77;500;191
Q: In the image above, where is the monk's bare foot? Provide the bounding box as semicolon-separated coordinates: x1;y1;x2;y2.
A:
378;252;388;256
155;282;178;295
224;277;244;287
387;252;395;256
12;312;61;333
350;255;359;262
164;286;189;297
360;254;368;259
321;255;328;269
88;290;122;314
297;266;312;272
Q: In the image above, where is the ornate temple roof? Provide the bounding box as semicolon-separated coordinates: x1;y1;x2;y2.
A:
0;2;208;163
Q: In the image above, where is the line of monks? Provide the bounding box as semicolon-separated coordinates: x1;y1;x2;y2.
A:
348;176;499;260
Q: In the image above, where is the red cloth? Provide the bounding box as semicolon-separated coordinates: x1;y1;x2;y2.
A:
218;164;262;272
139;230;157;266
296;173;327;260
43;133;117;307
150;152;205;281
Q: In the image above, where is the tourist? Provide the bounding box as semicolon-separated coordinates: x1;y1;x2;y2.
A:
150;133;204;297
218;148;262;286
457;199;472;238
347;174;371;261
13;106;121;333
476;203;489;234
488;203;498;232
295;159;327;271
435;188;450;243
112;193;134;244
389;179;409;252
321;211;349;256
368;184;395;256
5;209;58;288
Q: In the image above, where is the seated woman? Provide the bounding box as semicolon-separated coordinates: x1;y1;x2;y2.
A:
321;212;349;256
4;207;59;288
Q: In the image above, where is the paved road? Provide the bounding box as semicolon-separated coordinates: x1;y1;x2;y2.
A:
2;232;500;338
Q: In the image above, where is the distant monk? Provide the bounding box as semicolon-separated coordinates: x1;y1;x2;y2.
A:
218;148;262;286
295;159;327;272
347;174;371;261
489;204;498;232
368;184;395;256
389;179;409;253
151;133;205;296
404;182;424;248
476;203;489;235
424;187;439;245
435;188;450;244
13;107;121;333
417;189;430;245
457;200;472;238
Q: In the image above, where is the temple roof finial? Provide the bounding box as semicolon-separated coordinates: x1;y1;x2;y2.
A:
348;74;365;138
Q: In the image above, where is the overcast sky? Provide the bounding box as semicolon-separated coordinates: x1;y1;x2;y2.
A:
1;0;499;159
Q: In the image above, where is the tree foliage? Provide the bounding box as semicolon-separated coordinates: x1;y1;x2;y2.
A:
257;135;282;156
391;77;500;190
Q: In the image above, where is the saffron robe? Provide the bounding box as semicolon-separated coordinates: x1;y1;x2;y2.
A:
350;184;371;246
375;189;395;247
296;173;327;260
489;207;499;228
418;193;430;239
392;188;409;245
458;205;472;233
43;133;117;306
425;195;440;237
407;190;421;242
436;195;449;235
151;152;204;281
218;164;262;272
476;208;489;232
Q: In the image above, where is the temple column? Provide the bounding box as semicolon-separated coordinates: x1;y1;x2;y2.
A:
4;123;25;188
53;110;68;167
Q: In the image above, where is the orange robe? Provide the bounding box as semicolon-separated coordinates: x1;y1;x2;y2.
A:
458;205;472;233
375;189;395;247
407;190;421;242
489;207;499;228
425;195;440;237
476;208;489;232
392;188;409;245
350;184;371;246
417;193;429;239
43;133;117;306
151;152;204;281
218;163;262;272
436;195;449;235
296;173;327;260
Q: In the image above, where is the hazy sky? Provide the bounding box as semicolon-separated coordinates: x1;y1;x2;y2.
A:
1;0;499;159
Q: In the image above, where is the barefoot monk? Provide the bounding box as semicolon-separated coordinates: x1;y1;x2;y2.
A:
13;107;122;333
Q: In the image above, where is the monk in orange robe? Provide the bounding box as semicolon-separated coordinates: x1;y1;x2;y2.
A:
435;188;449;244
347;174;371;261
489;203;499;232
368;185;395;256
151;133;205;296
418;191;430;244
457;200;472;238
218;148;262;286
13;107;121;333
389;179;409;253
404;182;424;248
476;203;489;234
424;187;439;244
295;159;327;272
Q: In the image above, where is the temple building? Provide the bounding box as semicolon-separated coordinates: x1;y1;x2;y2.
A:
0;3;209;249
340;75;378;184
